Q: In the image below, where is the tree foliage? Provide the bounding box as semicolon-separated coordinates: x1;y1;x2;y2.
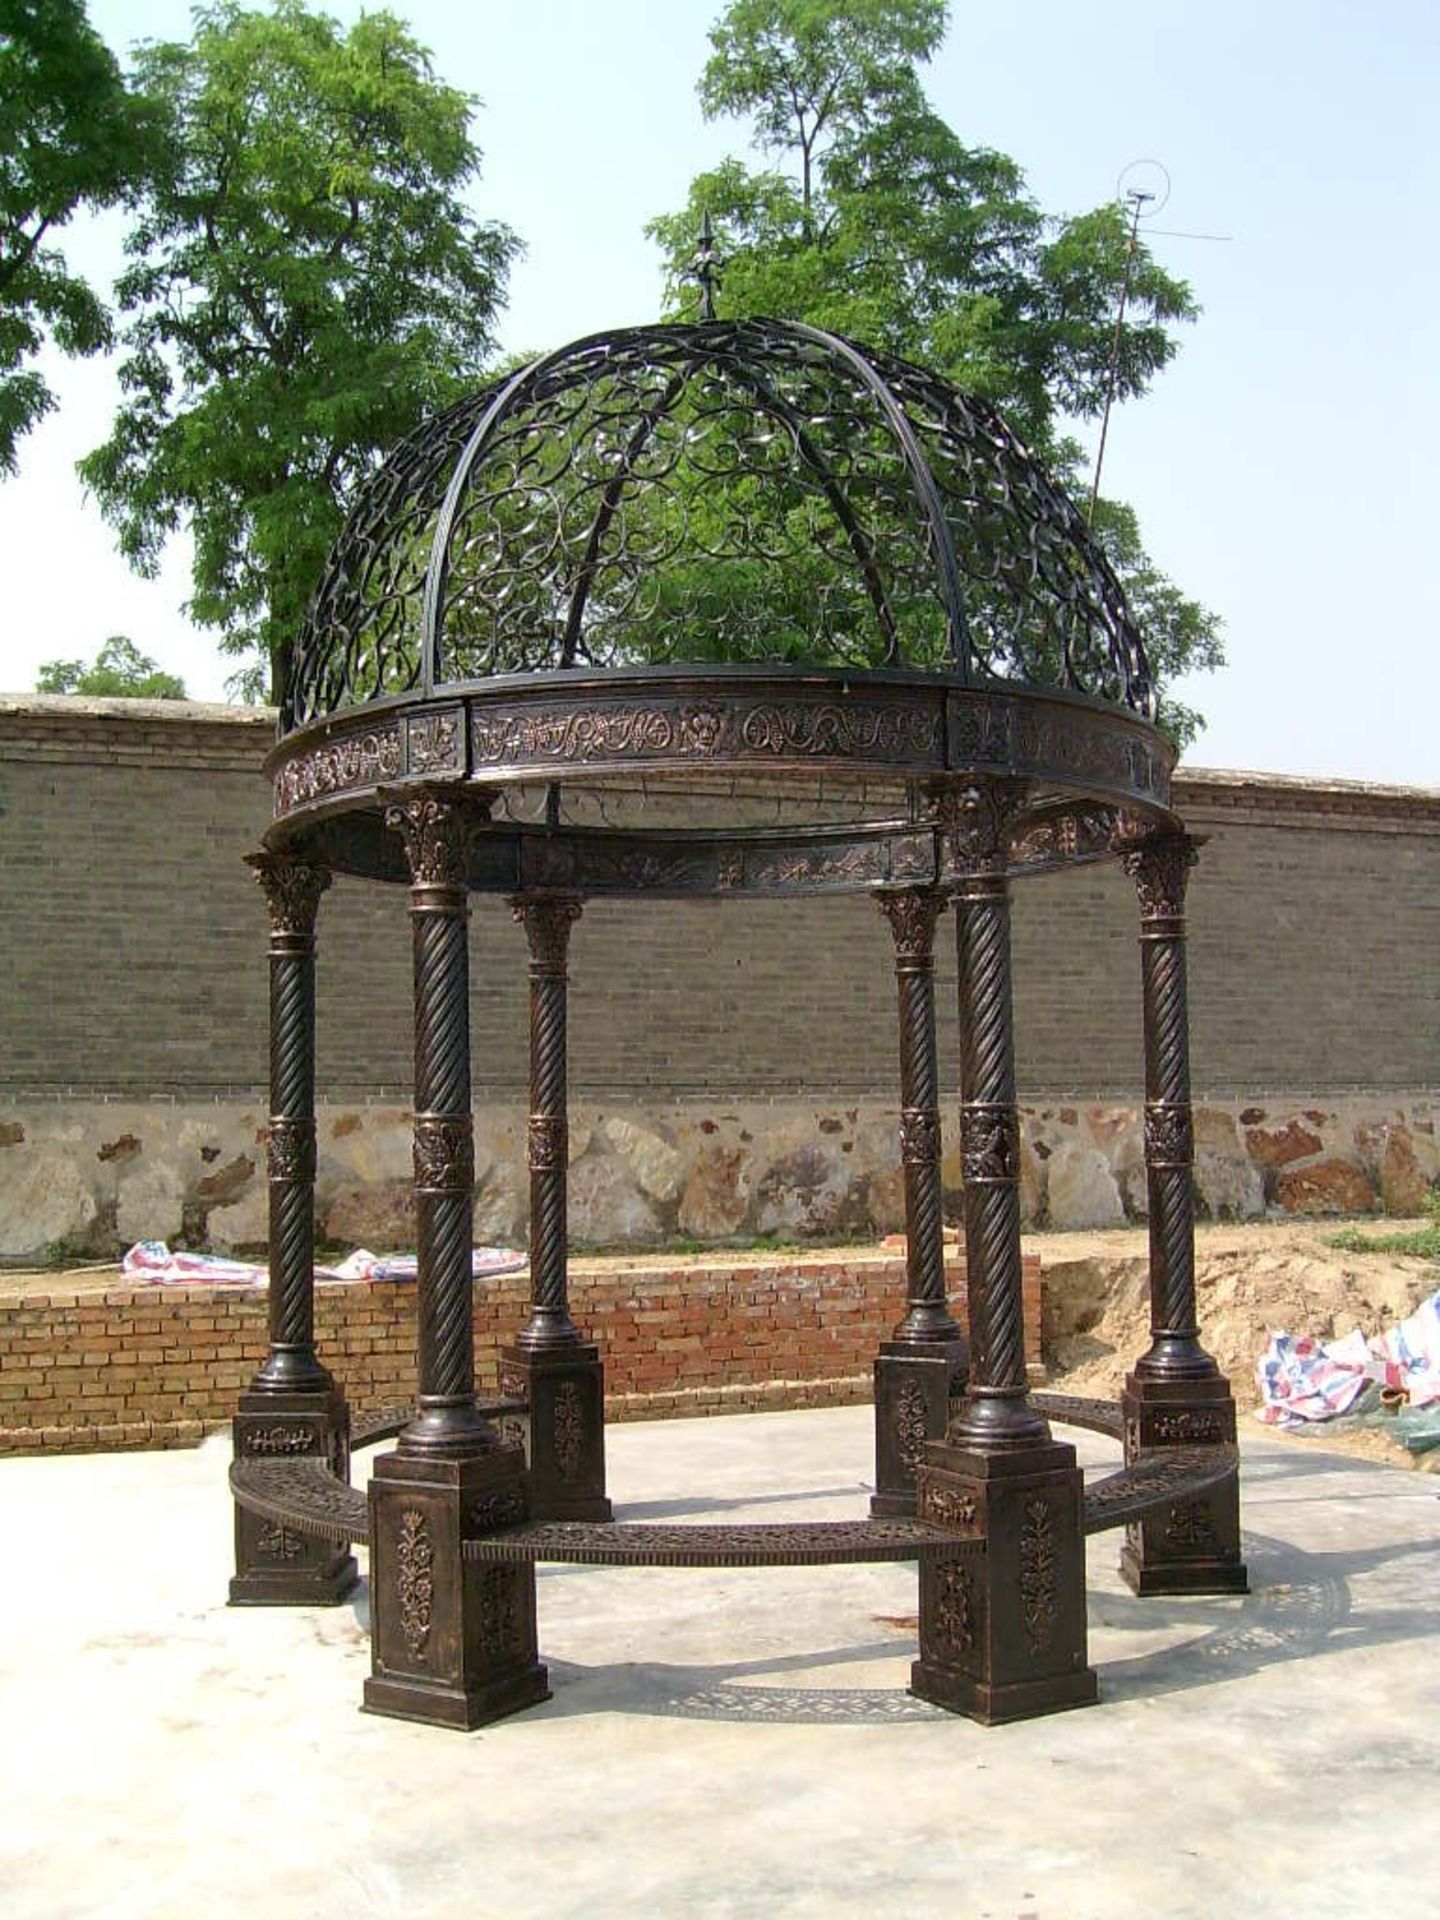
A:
0;0;157;474
650;0;1222;743
79;0;519;702
37;634;186;698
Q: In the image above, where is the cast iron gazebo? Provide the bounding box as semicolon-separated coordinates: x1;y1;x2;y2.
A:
229;315;1247;1730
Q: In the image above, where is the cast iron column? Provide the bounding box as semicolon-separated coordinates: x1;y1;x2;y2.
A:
946;790;1045;1452
870;887;968;1516
391;793;492;1459
1116;830;1247;1596
1124;832;1214;1384
500;894;611;1521
517;895;584;1349
365;791;549;1728
230;852;356;1606
911;782;1095;1724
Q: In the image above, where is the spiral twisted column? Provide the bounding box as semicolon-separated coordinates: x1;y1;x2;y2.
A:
231;851;356;1605
512;894;584;1349
944;784;1048;1451
875;888;958;1342
247;853;332;1394
501;892;610;1521
514;898;587;1351
386;791;497;1458
1122;832;1218;1384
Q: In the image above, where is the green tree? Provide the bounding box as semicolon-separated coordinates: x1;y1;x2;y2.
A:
0;0;158;474
650;0;1222;743
37;634;187;698
80;0;518;703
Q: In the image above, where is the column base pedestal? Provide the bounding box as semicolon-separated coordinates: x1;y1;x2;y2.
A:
909;1654;1098;1726
500;1343;611;1522
229;1385;358;1607
361;1661;552;1731
1119;1372;1248;1598
363;1444;549;1731
909;1435;1097;1726
870;1338;969;1518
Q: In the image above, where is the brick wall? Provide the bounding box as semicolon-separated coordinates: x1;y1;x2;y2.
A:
0;1250;1041;1455
3;698;1435;1104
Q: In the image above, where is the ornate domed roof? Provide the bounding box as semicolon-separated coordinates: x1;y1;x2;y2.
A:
284;319;1153;736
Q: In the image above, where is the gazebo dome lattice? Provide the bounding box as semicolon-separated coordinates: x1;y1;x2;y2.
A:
287;319;1152;730
269;320;1177;883
234;315;1245;1737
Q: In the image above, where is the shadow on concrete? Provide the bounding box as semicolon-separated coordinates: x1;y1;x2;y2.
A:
614;1484;868;1520
1096;1527;1437;1704
536;1643;943;1725
460;1522;1440;1728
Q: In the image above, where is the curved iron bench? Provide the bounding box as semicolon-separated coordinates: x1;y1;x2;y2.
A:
232;1454;368;1544
230;1393;1238;1564
464;1519;974;1566
1081;1442;1238;1536
1032;1392;1125;1440
349;1405;412;1450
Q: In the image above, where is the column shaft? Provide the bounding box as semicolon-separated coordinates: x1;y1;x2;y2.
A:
248;854;331;1393
387;794;495;1458
946;788;1046;1450
875;888;957;1341
231;851;354;1607
1122;833;1217;1383
513;895;583;1349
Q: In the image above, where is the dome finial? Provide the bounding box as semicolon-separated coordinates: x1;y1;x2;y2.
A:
686;212;722;322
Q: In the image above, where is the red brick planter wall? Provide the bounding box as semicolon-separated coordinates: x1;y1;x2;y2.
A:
0;1251;1041;1455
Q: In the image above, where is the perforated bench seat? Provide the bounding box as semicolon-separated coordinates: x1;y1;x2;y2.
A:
463;1518;974;1567
230;1393;1237;1562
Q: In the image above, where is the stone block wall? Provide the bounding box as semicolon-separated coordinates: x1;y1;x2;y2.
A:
1;697;1437;1260
0;1249;1041;1455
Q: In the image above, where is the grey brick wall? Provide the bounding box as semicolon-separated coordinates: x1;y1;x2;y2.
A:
2;698;1436;1103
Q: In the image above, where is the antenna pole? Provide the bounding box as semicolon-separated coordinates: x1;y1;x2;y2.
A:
1088;189;1152;524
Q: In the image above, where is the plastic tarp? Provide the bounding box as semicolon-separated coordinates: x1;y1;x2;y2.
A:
120;1241;526;1286
1256;1287;1440;1440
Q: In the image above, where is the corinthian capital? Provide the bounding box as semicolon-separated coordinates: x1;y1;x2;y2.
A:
1120;833;1198;921
246;852;331;939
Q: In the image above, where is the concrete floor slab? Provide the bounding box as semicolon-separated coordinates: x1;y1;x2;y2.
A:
3;1406;1438;1918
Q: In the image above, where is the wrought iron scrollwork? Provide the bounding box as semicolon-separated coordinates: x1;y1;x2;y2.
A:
285;321;1155;732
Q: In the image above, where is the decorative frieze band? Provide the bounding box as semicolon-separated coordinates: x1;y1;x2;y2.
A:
412;1115;475;1192
1144;1103;1194;1167
900;1107;942;1166
528;1113;567;1172
472;695;943;771
272;723;401;817
960;1104;1021;1184
267;1116;317;1184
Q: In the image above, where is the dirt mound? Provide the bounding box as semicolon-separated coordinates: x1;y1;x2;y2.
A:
1038;1218;1438;1467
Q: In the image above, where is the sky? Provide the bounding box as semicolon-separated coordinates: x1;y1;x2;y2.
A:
1;0;1435;786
